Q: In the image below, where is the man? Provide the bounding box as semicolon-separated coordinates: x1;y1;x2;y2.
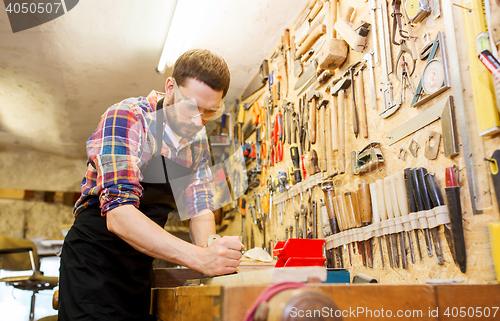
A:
58;49;245;320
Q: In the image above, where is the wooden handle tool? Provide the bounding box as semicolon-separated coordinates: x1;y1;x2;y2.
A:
296;24;327;59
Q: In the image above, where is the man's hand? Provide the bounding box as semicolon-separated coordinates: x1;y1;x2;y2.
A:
198;236;245;276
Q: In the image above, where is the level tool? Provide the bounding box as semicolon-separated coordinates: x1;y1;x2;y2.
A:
460;0;500;137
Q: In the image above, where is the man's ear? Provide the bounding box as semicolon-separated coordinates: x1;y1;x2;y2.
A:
165;77;174;97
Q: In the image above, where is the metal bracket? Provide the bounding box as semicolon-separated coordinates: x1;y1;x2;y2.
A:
424;131;441;160
409;139;420;157
351;141;385;175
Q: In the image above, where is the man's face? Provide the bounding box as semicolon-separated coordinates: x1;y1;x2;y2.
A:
164;77;223;140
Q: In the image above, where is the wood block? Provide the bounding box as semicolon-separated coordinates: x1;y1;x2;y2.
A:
152;268;203;288
317;38;348;71
188;266;327;286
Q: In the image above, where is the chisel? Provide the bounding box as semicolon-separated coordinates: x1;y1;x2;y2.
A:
338;194;354;266
410;168;433;258
359;182;374;267
394;172;416;264
404;168;423;261
346;191;366;266
384;177;400;268
415;168;444;265
322;181;344;268
444;167;467;273
376;179;394;268
369;183;385;268
389;175;408;269
425;172;457;266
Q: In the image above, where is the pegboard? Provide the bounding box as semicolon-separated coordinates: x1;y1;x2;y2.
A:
221;0;500;284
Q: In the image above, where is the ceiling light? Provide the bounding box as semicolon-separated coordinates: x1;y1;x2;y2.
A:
157;0;220;73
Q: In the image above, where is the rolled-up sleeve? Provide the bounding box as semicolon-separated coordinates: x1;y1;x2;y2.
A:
184;144;215;219
87;103;145;216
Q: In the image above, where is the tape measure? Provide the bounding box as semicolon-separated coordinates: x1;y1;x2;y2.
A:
422;58;445;94
404;0;431;23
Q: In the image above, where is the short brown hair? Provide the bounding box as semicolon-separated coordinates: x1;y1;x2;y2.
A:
172;49;230;98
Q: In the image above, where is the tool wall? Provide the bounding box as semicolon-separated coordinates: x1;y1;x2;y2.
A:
219;0;500;284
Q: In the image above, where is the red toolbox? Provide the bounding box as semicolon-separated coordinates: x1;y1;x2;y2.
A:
273;238;326;267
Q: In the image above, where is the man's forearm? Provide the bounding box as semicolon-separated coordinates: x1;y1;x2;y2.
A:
189;209;216;247
106;205;203;270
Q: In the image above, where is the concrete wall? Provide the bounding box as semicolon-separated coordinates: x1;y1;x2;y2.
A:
0;148;87;239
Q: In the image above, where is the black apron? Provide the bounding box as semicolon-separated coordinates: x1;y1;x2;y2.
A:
58;100;196;321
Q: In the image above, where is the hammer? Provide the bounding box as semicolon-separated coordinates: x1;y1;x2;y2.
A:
307;91;322;145
331;77;352;174
317;98;329;172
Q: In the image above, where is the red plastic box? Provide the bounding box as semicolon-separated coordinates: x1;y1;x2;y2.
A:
273;238;326;267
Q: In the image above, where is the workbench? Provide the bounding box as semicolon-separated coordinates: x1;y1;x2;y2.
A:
152;282;500;321
151;268;500;320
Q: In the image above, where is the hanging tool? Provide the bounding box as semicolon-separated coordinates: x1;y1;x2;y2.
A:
404;168;423;261
387;95;459;160
391;0;409;46
369;183;385;268
325;105;337;178
334;6;371;52
338;194;354;266
363;50;377;110
424;131;441;160
301;204;308;239
378;0;393;75
348;65;360;138
410;168;433;258
241;60;269;101
404;0;431;23
425;172;457;266
351;141;385;175
295;0;318;31
318;98;329;172
376;179;394;268
368;0;380;63
284;29;291;95
394;172;416;264
317;0;348;71
359;182;374;268
307;91;322;144
442;0;482;216
389;175;408;269
415;168;444;265
383;177;400;268
411;32;451;108
296;24;327;59
294;59;320;91
331;78;351;174
354;62;368;138
297;12;326;48
460;0;500;137
322;181;344;268
417;168;444;265
346;191;366;266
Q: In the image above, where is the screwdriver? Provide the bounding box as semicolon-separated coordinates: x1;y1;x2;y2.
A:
410;168;434;258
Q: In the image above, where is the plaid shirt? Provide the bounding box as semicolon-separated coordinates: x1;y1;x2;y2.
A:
74;90;214;219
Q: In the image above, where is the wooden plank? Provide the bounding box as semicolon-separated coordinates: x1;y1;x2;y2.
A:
152;268;203;288
0;188;25;199
435;285;500;320
187;266;327;286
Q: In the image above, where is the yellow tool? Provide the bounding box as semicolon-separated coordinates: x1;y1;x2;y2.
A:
461;0;500;136
489;223;500;283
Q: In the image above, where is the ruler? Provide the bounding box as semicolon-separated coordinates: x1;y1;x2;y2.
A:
442;0;482;215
